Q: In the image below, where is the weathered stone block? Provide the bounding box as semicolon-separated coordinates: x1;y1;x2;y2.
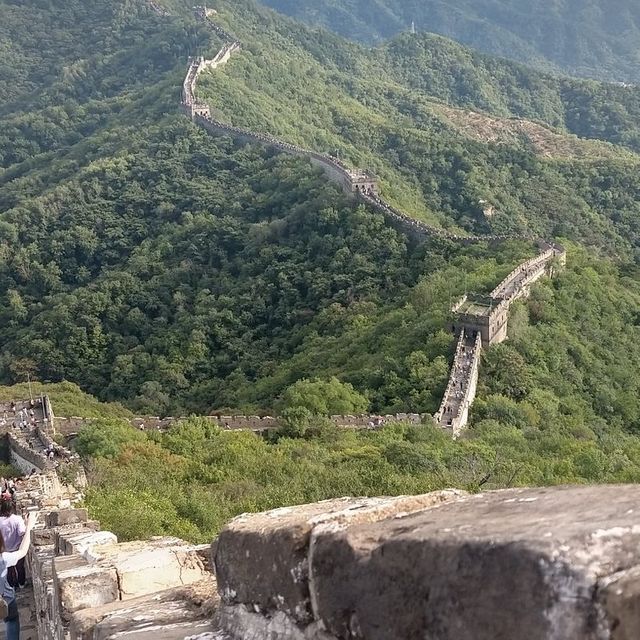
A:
87;538;208;600
59;530;117;556
32;526;55;546
70;577;217;640
54;555;119;621
599;566;640;640
98;619;215;639
54;520;101;554
310;485;640;640
213;491;465;623
46;508;88;527
31;545;55;577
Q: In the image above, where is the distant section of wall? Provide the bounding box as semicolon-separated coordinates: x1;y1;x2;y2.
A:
178;11;567;439
434;332;482;436
8;433;48;474
54;412;428;437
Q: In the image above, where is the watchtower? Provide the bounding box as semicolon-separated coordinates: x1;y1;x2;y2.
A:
348;169;378;195
452;295;508;346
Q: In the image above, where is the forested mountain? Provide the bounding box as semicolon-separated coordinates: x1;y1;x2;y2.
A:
2;0;640;540
1;0;640;426
260;0;640;84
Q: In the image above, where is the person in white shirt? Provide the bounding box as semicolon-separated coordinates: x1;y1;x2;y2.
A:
0;500;26;589
0;510;37;640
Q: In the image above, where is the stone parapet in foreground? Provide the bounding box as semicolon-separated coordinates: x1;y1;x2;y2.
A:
213;485;640;640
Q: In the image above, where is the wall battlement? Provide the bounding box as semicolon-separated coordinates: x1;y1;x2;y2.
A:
53;411;427;437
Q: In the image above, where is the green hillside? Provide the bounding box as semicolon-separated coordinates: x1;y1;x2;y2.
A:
1;0;640;417
2;0;640;541
0;0;639;408
260;0;640;84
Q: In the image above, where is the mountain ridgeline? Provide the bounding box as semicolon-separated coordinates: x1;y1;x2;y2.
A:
260;0;640;85
0;0;638;432
0;0;640;541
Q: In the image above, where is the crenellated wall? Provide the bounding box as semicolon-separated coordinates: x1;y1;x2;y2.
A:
181;11;528;244
434;331;482;436
440;242;565;433
5;407;219;640
53;412;427;437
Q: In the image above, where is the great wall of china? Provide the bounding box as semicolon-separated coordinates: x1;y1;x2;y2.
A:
0;7;630;639
177;5;566;437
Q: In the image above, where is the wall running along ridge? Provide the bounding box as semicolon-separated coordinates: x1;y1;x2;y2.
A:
180;7;567;436
1;397;219;640
0;7;616;639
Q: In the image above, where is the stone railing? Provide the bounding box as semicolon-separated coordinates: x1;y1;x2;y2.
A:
53;412;427;437
6;430;218;639
434;331;467;422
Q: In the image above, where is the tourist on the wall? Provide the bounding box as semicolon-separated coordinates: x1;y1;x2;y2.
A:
0;498;26;590
0;510;37;640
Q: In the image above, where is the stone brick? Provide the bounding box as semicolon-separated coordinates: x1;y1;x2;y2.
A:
213;491;466;623
54;520;101;554
31;545;55;578
310;485;640;640
97;619;216;639
599;566;640;640
87;538;208;600
46;508;88;527
58;530;117;556
70;577;217;640
54;555;119;621
32;526;55;546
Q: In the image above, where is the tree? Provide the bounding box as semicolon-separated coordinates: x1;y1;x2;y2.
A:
280;377;369;415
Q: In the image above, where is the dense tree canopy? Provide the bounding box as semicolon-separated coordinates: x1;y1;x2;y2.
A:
2;0;640;542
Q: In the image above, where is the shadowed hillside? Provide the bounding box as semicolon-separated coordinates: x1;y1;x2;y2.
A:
260;0;640;84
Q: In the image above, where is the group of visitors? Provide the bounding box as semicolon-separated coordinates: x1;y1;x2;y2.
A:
0;398;43;431
0;400;46;636
441;346;477;424
45;442;57;461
